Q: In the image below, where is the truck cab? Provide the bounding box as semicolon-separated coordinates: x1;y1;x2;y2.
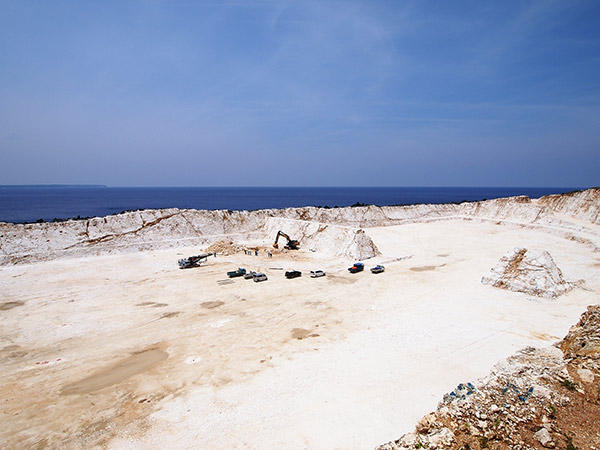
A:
348;262;364;273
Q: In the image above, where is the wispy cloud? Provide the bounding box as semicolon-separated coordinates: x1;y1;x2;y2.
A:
1;1;599;186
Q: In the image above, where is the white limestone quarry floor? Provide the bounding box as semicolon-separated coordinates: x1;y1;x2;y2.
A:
1;220;598;449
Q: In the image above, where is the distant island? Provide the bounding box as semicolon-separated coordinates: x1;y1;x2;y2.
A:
0;184;108;189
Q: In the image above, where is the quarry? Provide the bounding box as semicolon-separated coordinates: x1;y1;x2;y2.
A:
1;188;599;449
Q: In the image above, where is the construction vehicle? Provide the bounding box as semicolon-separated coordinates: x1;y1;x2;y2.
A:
273;231;300;250
178;253;213;269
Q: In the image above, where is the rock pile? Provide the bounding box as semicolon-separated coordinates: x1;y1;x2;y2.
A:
206;240;244;256
481;248;583;298
377;305;600;450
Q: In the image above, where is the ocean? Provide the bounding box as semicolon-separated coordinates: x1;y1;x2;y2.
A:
0;186;584;224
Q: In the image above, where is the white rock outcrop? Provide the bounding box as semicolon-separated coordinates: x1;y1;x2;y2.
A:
533;427;555;448
1;188;599;265
264;217;379;260
481;247;582;298
538;187;600;225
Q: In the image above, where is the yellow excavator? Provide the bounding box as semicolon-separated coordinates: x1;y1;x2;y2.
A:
273;230;300;250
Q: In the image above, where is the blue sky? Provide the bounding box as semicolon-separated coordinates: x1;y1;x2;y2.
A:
1;1;599;187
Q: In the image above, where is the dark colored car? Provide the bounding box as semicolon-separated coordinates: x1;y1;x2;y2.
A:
285;270;302;279
227;267;246;278
370;265;385;274
348;262;364;273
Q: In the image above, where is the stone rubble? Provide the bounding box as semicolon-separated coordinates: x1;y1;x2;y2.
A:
377;305;600;450
205;239;244;256
533;427;554;448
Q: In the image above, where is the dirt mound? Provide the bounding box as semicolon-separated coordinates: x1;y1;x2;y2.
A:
206;240;243;256
481;248;583;298
377;305;600;450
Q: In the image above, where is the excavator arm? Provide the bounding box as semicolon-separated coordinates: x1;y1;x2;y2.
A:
273;231;299;250
273;231;289;249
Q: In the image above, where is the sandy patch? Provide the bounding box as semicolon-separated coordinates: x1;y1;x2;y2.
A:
0;301;24;310
61;348;168;395
409;265;443;272
201;301;225;309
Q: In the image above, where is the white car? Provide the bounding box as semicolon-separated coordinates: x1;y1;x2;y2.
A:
310;270;326;278
253;272;268;282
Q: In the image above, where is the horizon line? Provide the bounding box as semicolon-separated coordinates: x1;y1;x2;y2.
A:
0;184;593;189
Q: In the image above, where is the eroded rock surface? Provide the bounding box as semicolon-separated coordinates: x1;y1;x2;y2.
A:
481;248;583;298
538;188;600;225
1;188;600;265
560;305;600;369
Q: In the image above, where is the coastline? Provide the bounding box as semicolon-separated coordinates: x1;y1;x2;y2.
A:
0;186;588;225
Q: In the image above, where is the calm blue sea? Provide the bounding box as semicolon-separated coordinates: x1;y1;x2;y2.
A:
0;186;585;224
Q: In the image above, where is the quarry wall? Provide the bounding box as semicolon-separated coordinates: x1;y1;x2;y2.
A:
1;188;598;265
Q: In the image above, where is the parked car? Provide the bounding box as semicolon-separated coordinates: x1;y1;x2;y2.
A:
285;270;302;279
310;270;326;278
227;267;246;278
348;262;364;273
244;271;256;279
370;265;385;274
253;272;268;282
